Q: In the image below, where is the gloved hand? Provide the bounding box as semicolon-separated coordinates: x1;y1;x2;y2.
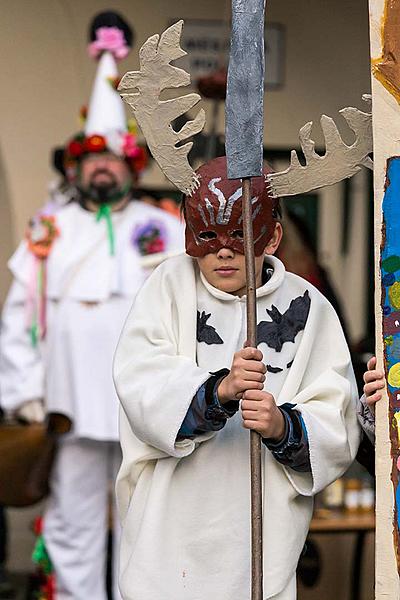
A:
15;399;46;423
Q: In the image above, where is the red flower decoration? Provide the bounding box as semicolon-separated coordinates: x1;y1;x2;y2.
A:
132;221;166;255
131;146;148;172
84;134;107;153
147;238;165;254
68;140;84;158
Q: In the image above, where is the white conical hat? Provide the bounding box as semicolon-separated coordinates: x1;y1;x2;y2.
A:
84;50;127;138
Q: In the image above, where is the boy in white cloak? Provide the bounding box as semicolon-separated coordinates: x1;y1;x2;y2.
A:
114;156;360;600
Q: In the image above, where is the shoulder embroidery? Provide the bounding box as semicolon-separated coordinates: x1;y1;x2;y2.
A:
197;311;224;345
131;220;167;255
257;291;311;352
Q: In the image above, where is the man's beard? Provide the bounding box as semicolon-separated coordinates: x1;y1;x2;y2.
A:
79;169;130;205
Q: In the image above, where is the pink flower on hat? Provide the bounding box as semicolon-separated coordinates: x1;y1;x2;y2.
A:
88;27;129;60
122;133;141;158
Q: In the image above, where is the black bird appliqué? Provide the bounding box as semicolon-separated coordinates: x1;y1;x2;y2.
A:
257;291;311;352
197;311;224;345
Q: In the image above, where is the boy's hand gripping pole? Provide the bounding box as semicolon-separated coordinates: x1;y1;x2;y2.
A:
225;2;266;599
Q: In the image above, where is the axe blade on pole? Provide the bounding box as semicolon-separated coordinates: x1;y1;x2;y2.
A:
225;2;266;599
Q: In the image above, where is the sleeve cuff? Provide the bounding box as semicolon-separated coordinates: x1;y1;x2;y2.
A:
204;369;240;422
357;394;375;443
262;403;304;455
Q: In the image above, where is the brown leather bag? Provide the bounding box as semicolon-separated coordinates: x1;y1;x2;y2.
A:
0;413;71;507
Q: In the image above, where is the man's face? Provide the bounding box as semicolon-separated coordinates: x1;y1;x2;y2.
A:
78;152;132;204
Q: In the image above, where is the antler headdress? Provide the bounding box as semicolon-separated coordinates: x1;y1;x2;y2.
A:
267;95;373;198
118;21;205;195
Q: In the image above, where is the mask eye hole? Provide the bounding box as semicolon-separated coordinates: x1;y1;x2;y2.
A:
231;229;244;240
198;231;218;240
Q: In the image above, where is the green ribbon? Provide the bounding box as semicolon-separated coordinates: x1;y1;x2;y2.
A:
30;262;45;348
30;322;38;347
96;203;115;256
32;534;53;576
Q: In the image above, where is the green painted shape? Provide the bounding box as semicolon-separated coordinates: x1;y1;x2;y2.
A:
382;255;400;273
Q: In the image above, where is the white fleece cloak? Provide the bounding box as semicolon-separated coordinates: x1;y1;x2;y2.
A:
114;254;360;599
0;201;184;441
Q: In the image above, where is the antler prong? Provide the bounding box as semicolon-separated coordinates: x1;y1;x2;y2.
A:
298;122;316;162
118;21;205;194
267;97;373;198
289;149;302;169
175;109;206;143
320;115;343;153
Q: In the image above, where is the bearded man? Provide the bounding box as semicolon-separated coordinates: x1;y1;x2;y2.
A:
0;12;183;600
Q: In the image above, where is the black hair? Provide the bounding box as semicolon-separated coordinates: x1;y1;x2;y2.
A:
52;147;66;177
273;199;282;220
180;193;186;218
88;11;134;48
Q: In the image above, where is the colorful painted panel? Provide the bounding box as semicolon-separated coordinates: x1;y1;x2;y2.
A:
382;157;400;571
370;0;400;593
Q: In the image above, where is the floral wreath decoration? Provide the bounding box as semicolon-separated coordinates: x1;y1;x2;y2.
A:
64;126;149;179
26;215;60;260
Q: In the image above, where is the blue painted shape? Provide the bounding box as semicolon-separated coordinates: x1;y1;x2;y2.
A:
382;158;400;556
383;272;396;286
382;158;400;269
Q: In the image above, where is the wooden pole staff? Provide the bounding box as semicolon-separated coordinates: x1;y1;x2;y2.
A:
225;0;266;596
243;176;263;599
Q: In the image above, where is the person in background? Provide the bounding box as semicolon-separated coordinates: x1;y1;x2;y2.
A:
275;209;349;337
0;12;183;600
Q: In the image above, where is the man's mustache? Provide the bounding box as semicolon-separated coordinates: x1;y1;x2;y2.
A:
90;169;117;185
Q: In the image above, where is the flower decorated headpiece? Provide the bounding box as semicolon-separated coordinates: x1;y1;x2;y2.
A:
62;11;148;179
64;123;148;178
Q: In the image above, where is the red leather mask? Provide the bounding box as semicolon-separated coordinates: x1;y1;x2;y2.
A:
184;156;278;257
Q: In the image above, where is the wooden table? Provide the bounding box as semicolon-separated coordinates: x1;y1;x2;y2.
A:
309;509;375;600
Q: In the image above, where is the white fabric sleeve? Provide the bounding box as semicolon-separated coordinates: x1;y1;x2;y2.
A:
0;279;45;411
114;259;211;459
278;294;361;497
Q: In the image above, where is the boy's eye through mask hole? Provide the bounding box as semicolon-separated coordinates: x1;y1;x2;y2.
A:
199;231;218;240
198;229;244;242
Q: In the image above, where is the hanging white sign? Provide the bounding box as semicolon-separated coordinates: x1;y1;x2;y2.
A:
175;18;285;89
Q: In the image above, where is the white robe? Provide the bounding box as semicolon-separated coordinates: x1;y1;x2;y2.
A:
0;200;184;441
114;253;360;599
